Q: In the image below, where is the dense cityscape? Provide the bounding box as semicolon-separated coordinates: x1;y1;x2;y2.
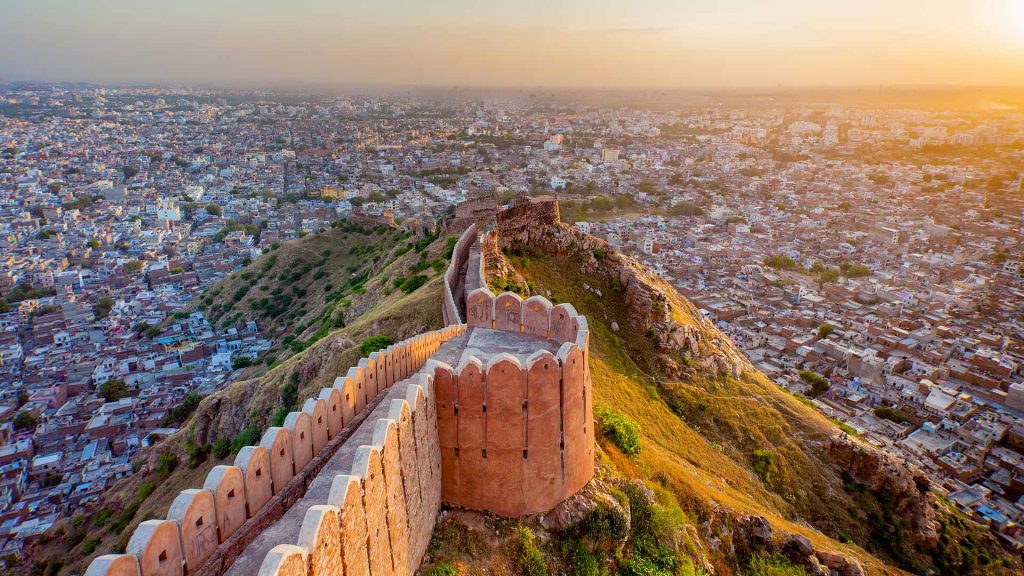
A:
0;83;1022;564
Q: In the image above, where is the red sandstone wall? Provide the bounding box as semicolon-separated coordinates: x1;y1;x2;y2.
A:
443;223;477;326
88;325;464;576
432;291;595;517
95;219;597;576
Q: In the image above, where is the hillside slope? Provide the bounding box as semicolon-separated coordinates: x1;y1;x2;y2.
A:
421;203;1019;576
25;225;452;576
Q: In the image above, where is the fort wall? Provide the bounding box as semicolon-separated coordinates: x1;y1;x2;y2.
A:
86;325;464;576
244;368;443;576
90;216;596;576
437;287;594;516
443;223;477;325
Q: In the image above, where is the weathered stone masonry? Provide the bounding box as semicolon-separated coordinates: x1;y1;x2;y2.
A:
85;325;464;576
86;221;594;576
436;287;594;517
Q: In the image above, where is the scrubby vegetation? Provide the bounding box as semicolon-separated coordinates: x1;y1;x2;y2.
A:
360;334;394;356
799;370;831;396
747;552;806;576
595;406;641;456
873;406;910;424
516;525;548;576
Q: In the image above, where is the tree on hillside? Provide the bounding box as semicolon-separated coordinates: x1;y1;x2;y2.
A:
100;378;130;402
94;296;114;319
799;370;831;396
205;203;223;216
817;323;835;339
13;412;36;431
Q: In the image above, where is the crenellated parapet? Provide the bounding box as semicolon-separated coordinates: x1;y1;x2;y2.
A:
88;221;596;576
246;369;443;576
435;287;594;516
86;325;465;576
442;223;477;325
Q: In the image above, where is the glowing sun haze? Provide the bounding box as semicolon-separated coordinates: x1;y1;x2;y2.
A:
1;0;1023;88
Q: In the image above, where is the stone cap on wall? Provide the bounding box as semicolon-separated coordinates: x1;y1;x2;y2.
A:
87;325;464;576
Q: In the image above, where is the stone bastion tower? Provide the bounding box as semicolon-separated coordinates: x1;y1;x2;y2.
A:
84;217;594;576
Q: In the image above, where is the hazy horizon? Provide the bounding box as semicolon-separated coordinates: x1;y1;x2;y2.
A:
2;0;1024;89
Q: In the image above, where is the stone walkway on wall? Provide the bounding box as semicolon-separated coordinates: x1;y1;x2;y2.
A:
464;238;483;295
220;377;413;576
86;224;597;576
221;324;555;576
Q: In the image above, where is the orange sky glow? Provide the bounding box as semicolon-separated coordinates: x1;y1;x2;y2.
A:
1;0;1023;88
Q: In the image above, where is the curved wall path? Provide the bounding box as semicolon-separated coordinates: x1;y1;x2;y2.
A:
86;224;593;576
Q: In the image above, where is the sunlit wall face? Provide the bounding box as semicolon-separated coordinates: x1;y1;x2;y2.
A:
0;0;1022;87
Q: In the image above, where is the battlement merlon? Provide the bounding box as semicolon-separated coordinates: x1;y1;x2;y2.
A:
86;218;594;576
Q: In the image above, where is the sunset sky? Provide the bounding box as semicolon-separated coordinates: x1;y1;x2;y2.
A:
1;0;1023;88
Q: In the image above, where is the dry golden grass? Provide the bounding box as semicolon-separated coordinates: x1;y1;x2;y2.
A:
514;254;912;576
28;233;448;576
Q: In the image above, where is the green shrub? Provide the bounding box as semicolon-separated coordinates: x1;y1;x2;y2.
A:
155;453;178;478
360;335;394;356
620;482;681;576
572;503;629;545
594;406;641;455
281;380;298;409
137;483;155;501
426;563;462;576
272;409;288;427
399;274;428;293
568;542;600;576
517;525;548;576
231;427;262;453
182;438;210;468
160;393;203;426
81;538;100;555
92;509;111;528
212;438;232;459
751;449;775;483
747;552;806;576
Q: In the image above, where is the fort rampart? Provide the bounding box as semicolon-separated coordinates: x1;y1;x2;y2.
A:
85;214;594;576
436;287;594;516
442;223;476;325
85;325;464;576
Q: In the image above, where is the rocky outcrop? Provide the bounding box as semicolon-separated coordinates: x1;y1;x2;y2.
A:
540;477;631;536
494;195;747;380
696;505;871;576
480;230;528;292
825;438;939;546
